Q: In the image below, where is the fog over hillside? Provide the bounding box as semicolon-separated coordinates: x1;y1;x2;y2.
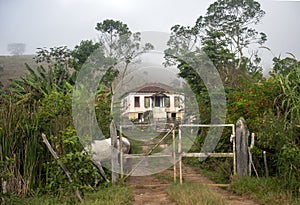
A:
0;0;299;75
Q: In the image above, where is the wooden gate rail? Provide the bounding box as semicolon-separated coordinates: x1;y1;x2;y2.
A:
182;153;233;158
178;124;236;185
123;154;172;158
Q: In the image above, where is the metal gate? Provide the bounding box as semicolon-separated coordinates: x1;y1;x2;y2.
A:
178;124;236;184
117;123;236;184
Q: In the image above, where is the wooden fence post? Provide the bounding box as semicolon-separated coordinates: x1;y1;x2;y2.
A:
235;117;249;177
263;151;269;177
110;120;118;184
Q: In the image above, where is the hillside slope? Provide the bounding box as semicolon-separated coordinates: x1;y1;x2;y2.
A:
0;55;36;87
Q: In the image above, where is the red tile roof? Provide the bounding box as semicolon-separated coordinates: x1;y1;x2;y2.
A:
134;83;175;93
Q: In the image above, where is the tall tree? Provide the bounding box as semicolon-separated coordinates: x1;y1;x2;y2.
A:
70;40;101;71
7;43;26;55
204;0;267;70
271;55;300;76
164;17;204;67
201;29;235;73
164;0;267;88
95;19;153;91
72;20;154;138
69;40;101;84
96;19;131;59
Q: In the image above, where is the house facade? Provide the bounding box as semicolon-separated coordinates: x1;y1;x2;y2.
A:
121;83;184;123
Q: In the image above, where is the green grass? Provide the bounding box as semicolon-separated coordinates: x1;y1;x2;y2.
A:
127;138;144;154
154;172;176;184
231;176;300;205
82;185;133;205
2;185;133;205
166;183;229;205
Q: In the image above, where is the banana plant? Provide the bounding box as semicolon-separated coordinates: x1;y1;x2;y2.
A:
275;59;300;127
10;47;72;104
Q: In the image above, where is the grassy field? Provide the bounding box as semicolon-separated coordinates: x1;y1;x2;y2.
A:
0;55;36;87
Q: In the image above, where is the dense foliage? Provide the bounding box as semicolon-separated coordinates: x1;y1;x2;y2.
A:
0;19;153;204
164;0;299;198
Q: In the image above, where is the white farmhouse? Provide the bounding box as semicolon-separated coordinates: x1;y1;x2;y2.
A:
121;83;184;123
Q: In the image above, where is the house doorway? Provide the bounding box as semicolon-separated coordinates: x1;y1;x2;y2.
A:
154;96;164;107
138;113;144;122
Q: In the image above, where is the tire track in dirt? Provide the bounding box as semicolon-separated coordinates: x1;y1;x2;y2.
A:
126;163;258;205
126;175;175;205
181;164;258;205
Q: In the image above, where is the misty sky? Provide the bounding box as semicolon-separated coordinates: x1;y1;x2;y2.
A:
0;0;300;72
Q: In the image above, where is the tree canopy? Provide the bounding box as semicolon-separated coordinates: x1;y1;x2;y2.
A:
165;0;267;87
7;43;26;55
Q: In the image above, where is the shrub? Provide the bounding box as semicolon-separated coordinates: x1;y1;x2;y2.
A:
43;127;104;200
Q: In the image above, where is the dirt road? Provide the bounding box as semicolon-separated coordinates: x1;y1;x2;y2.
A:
126;163;258;205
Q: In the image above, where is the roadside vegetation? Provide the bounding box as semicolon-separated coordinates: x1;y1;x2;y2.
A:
167;183;229;205
0;19;150;204
231;176;300;205
0;0;299;204
6;185;132;205
163;0;299;204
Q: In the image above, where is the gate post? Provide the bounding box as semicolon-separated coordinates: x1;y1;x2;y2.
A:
110;120;118;184
172;128;176;183
178;127;183;185
235;117;249;177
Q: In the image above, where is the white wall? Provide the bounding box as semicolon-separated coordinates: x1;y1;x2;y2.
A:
123;92;184;114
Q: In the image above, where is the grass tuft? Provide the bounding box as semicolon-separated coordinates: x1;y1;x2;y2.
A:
166;183;229;205
231;176;300;205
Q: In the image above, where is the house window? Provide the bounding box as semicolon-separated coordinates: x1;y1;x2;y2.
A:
144;97;151;108
165;96;170;107
134;96;140;107
174;96;180;107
